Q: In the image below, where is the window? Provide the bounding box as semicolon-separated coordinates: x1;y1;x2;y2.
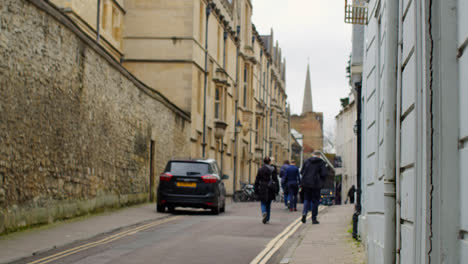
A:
243;64;248;107
199;2;204;42
165;162;210;176
270;110;273;128
215;87;221;119
217;26;222;62
255;118;259;144
197;71;202;113
111;6;121;40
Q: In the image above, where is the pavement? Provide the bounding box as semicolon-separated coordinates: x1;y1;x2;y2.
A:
0;201;365;264
0;203;167;264
281;204;366;264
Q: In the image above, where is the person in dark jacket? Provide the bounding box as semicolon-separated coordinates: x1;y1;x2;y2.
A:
254;157;280;224
335;182;342;205
280;160;290;208
285;160;301;211
347;185;356;204
300;151;328;224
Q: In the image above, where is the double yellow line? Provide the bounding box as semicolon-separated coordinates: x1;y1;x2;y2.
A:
250;207;325;264
28;216;183;264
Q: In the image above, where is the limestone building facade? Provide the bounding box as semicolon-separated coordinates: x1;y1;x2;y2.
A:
47;0;291;194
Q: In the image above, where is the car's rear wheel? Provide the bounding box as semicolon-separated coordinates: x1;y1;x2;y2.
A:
167;205;175;213
156;203;166;213
211;203;220;215
220;201;225;213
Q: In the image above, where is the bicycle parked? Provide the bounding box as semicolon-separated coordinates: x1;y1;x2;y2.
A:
233;182;257;202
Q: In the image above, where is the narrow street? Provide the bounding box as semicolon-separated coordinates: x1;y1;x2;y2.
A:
10;202;304;264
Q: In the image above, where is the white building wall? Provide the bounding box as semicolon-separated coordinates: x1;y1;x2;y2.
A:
335;102;357;201
458;0;468;261
358;0;466;263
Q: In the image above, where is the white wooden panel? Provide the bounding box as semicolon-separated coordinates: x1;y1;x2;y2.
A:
378;144;385;178
379;70;385;107
367;215;376;262
366;18;378;52
366;92;377;128
400;168;415;222
366;153;376;185
379;35;386;80
376;179;385;212
402;2;415;63
367;124;377;157
401;111;416;168
461;239;468;264
379;103;384;144
458;0;468;48
374;214;385;264
402;54;416;114
460;53;468;139
403;0;411;13
461;148;468;231
401;223;415;263
366;67;377;99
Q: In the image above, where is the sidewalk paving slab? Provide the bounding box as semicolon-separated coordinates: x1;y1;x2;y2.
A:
0;203;167;264
284;204;366;264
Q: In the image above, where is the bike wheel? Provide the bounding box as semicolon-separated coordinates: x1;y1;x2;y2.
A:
233;192;242;202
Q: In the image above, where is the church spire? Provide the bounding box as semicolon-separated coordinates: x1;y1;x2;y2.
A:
302;63;313;114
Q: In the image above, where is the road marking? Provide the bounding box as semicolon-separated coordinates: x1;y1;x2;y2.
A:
28;216;183;264
250;207;325;264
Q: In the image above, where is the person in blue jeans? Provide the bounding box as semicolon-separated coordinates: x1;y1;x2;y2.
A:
254;157;279;224
279;160;290;208
300;151;328;224
285;160;301;211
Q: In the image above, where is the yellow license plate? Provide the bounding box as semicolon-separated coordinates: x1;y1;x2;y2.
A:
177;182;196;188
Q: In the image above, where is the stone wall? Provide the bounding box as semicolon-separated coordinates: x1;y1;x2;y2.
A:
0;0;190;234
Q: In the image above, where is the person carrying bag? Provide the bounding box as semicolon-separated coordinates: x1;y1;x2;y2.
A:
254;157;280;224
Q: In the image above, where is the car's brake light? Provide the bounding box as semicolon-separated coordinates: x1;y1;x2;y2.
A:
160;173;173;182
201;175;217;183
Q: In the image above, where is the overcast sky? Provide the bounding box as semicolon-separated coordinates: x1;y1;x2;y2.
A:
252;0;352;135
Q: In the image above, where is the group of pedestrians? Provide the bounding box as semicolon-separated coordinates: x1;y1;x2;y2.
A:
254;151;328;225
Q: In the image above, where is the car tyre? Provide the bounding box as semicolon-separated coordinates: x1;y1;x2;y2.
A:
220;201;226;213
156;203;166;213
167;205;175;213
211;204;220;215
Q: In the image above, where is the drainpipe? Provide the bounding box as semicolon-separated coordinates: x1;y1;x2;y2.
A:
353;82;362;240
264;62;270;157
395;0;404;262
220;31;228;178
96;0;101;42
202;4;211;158
382;1;399;263
249;127;252;183
233;25;240;192
266;62;271;157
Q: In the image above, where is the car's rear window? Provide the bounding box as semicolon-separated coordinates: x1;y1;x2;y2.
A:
166;162;211;176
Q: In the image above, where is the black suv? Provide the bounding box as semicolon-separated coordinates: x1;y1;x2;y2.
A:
157;159;228;214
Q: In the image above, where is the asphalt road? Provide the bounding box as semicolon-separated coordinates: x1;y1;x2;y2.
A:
15;202;305;264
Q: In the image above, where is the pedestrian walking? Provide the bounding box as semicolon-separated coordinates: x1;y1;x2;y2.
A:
280;160;290;208
347;185;356;204
285;160;301;211
335;182;342;205
300;151;328;224
254;157;280;224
